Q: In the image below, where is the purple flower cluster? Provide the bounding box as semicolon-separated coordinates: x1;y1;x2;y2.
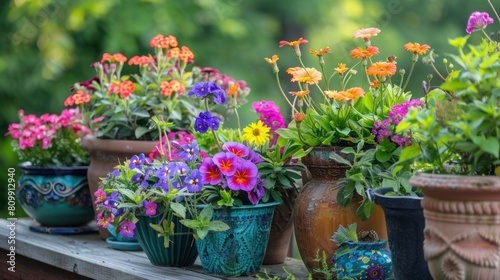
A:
466;11;494;34
94;140;204;238
196;67;250;94
372;99;423;147
188;81;226;133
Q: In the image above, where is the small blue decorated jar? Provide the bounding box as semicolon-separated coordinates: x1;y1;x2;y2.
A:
332;240;392;280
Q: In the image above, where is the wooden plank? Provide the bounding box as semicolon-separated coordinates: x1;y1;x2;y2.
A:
0;218;310;280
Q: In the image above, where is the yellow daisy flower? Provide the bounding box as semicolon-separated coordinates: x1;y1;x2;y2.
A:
242;120;271;146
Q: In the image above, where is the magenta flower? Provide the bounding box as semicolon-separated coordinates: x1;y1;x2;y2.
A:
94;189;107;204
466;12;494;34
199;157;223;185
226;160;258;191
222;141;249;158
119;221;136;238
144;201;157;216
212;152;239;176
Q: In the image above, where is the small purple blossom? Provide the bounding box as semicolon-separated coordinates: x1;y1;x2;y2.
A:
175;141;200;162
129;153;151;170
185;169;203;192
144;201;157;216
248;178;266;204
188;81;226;104
119;220;136;238
194;111;220;133
466;12;494;34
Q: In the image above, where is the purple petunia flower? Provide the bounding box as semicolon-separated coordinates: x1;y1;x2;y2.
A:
466;11;494;34
213;152;239;176
223;141;250;158
199;157;223;185
226;160;258;191
248;178;266;204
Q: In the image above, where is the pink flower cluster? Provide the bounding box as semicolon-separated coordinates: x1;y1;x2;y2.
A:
373;99;423;147
252;100;286;145
7;109;89;150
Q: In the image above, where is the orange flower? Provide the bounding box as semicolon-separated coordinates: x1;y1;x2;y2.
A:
226;84;239;96
279;38;308;48
326;88;365;102
160;81;172;97
352;27;381;39
109;81;135;98
349;46;379;59
64;95;75;106
73;90;91;104
264;55;279;65
367;62;397;77
286;67;322;84
370;80;380;88
293;112;306;122
167;47;180;58
289;90;310;98
101;52;127;63
334;63;349;75
404;42;430;55
160;80;186;97
128;55;154;66
179;46;194;62
150;34;178;48
309;47;331;57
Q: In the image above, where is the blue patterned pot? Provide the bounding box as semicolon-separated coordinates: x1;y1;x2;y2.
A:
17;163;94;227
134;214;198;266
195;202;279;276
332;240;392;280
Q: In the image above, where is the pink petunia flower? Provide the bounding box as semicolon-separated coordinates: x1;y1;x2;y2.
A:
226;160;258;191
212;152;239;176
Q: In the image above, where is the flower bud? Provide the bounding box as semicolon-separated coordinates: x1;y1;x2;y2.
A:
443;58;448;64
399;69;406;76
449;63;454;69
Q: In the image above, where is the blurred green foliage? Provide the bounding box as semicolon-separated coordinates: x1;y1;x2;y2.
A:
0;0;493;218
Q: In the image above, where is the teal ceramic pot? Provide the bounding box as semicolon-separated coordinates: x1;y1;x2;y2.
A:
195;202;279;276
134;214;198;266
17;163;94;227
332;240;392;280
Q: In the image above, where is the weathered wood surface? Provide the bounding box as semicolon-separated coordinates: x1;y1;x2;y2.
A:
0;218;309;280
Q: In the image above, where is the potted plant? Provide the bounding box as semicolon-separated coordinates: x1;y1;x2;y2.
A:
173;81;305;276
64;34;250;238
93;116;225;266
265;28;431;274
330;223;392;279
6;108;94;229
396;5;500;278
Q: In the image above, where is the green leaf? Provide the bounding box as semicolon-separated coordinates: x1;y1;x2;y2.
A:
207;220;230;232
170;202;186;219
149;223;164;234
197;228;209;240
199;204;214;220
337;183;354;207
134;126;150;139
329;152;352;167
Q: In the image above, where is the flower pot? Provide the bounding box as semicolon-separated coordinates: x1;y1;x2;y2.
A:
410;173;500;280
134;214;198;266
332;240;392;279
371;187;432;280
82;136;158;239
195;202;279;276
294;146;387;278
17;163;94;227
263;186;298;265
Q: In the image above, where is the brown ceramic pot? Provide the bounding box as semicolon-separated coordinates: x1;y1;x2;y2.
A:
263;186;299;265
410;172;500;280
294;146;387;278
82;136;158;239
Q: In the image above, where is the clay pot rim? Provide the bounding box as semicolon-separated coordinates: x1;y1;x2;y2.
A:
82;136;159;154
410;172;500;190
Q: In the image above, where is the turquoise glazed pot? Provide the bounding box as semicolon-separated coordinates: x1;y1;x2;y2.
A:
195;202;279;276
17;163;94;227
134;214;198;266
332;240;392;280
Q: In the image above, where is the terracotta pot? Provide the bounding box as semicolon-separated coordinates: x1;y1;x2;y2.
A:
294;146;387;278
263;186;299;265
82;136;158;239
410;173;500;280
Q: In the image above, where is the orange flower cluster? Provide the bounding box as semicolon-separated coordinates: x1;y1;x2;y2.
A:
167;46;195;62
367;62;397;78
286;67;322;84
64;90;91;106
149;34;178;49
349;46;380;59
160;80;186;97
325;87;366;102
404;42;431;55
128;55;154;66
108;81;136;98
101;53;127;63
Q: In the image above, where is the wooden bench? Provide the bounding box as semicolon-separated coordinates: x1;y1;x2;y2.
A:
0;218;310;280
